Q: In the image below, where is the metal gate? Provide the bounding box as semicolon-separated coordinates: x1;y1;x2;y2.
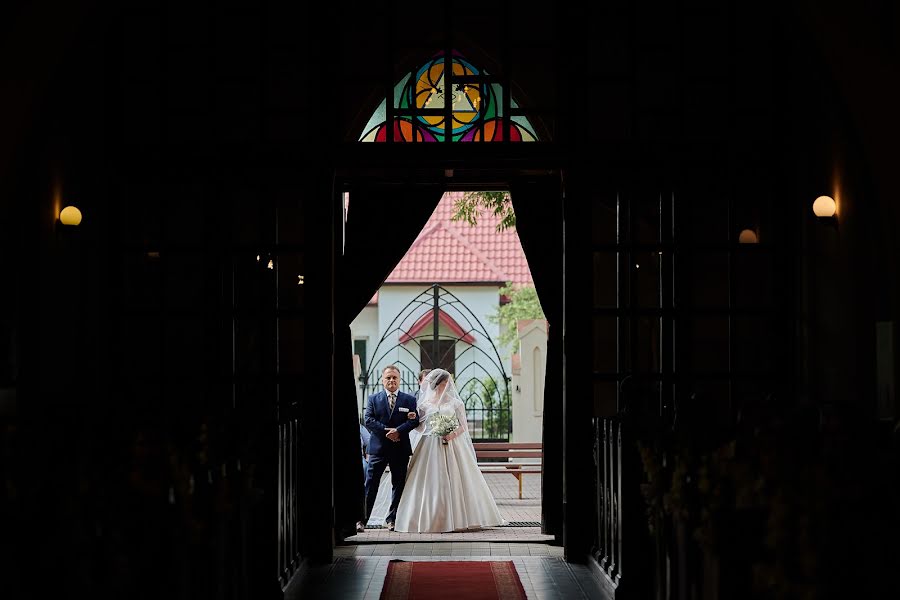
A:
359;284;512;441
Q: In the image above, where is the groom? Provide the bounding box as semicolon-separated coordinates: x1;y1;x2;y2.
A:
359;365;419;532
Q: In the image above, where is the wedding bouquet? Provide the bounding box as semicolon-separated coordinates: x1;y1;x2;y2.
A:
428;413;459;445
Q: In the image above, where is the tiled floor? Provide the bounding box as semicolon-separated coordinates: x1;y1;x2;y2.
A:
284;549;611;600
283;465;614;599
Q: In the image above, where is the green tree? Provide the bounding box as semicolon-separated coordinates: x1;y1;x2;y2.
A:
490;282;545;355
451;193;543;353
460;376;511;440
451;191;515;232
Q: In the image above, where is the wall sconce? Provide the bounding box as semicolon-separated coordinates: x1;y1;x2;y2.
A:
738;229;759;244
813;195;837;219
59;205;82;226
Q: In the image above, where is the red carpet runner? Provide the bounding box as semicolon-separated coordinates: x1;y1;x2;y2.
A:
379;560;527;600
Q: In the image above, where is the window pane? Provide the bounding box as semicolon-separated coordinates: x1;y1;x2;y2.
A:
687;317;729;373
591;196;617;244
593;317;617;373
634;317;661;373
619;317;661;373
593;380;618;417
622;379;661;414
631;193;661;244
634;251;661;308
593;251;617;308
362;51;538;143
733;251;774;308
683;252;729;308
353;340;368;376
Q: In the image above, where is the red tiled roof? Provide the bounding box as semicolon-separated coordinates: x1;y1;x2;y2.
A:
398;309;476;344
385;192;534;285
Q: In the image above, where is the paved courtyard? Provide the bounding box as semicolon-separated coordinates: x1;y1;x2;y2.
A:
348;469;554;543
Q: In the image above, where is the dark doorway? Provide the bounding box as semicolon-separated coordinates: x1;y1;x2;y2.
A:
419;339;455;373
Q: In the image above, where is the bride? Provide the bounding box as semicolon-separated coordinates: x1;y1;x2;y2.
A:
394;368;505;533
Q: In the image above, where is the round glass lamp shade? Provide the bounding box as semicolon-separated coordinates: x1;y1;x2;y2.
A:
59;205;83;226
738;229;759;244
813;195;836;218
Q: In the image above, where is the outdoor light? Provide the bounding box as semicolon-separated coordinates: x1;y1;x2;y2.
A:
738;229;759;244
813;195;836;218
59;205;82;226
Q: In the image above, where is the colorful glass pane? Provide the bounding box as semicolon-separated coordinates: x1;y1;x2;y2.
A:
359;51;538;142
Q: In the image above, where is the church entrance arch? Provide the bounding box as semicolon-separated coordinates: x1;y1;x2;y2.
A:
360;284;512;441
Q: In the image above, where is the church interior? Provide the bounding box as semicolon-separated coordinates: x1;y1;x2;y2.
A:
2;1;899;598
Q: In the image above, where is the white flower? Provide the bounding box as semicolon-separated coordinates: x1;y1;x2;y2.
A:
428;413;459;437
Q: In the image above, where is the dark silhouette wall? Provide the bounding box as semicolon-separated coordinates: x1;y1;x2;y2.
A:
1;1;898;598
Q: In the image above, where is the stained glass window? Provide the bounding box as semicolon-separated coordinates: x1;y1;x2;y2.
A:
359;51;538;142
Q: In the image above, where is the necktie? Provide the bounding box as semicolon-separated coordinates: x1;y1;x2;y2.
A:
389;393;396;412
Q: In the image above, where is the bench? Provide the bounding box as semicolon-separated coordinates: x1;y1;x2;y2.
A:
473;442;543;500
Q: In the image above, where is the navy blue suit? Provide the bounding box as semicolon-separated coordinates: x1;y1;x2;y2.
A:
363;389;419;524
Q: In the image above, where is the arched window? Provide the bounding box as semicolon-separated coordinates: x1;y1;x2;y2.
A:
359;50;538;142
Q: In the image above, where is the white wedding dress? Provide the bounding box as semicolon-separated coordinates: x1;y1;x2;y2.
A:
394;370;504;533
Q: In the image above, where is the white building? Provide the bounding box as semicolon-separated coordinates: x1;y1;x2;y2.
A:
350;192;544;441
